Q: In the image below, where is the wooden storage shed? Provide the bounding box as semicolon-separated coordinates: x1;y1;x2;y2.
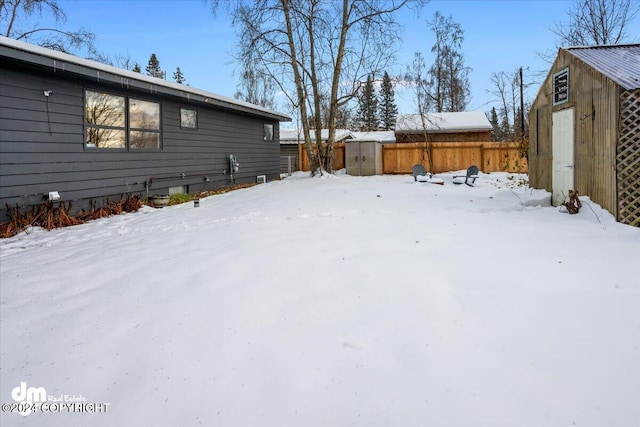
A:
0;37;290;221
528;44;640;226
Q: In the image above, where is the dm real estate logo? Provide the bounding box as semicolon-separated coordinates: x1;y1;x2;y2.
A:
11;382;46;416
4;381;111;417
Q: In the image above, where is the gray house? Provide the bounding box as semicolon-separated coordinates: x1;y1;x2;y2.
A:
0;36;290;220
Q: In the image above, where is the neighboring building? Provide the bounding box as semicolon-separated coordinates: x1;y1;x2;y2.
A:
349;131;397;144
279;129;354;173
0;37;290;220
528;44;640;226
279;128;355;145
394;111;493;143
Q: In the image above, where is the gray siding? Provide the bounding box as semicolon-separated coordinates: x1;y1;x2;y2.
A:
0;65;281;220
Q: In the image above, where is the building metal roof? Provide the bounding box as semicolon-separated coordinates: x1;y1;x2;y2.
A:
280;129;355;144
0;36;291;122
349;131;397;144
395;111;492;133
565;44;640;90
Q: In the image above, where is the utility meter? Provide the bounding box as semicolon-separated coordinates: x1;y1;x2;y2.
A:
229;154;239;173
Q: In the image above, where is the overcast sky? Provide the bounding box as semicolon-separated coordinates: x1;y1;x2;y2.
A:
30;0;638;117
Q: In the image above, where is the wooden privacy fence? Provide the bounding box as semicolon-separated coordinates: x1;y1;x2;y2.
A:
383;142;528;174
297;143;346;172
297;142;528;174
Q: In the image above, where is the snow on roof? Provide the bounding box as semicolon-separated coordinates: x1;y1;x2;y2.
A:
348;131;396;143
280;129;355;144
395;111;492;133
0;36;290;122
565;44;640;90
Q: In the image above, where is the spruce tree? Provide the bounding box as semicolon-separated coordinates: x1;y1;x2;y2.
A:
146;53;163;78
173;66;185;84
378;71;398;131
132;63;141;73
489;107;500;141
356;75;379;131
499;108;511;141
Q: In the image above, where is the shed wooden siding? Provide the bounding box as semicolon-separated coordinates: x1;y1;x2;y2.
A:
528;49;620;217
0;65;281;218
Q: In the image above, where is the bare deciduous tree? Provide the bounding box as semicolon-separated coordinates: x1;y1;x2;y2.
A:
488;68;532;142
216;0;418;174
1;0;95;53
234;53;276;110
488;70;518;141
552;0;639;46
427;11;470;113
404;51;434;168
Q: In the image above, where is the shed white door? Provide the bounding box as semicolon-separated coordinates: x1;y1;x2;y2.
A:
552;108;575;206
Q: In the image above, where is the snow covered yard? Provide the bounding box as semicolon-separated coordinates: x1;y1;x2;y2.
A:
1;171;639;427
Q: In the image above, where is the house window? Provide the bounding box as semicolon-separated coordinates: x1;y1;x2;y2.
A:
129;98;160;149
180;108;197;129
85;91;126;148
553;67;569;105
264;123;274;141
85;90;161;149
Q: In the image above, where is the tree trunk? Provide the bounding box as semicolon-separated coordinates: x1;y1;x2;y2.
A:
281;0;320;174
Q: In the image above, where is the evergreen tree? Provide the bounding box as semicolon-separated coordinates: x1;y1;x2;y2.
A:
132;63;141;73
146;53;163;78
173;66;185;84
378;71;398;131
356;75;379;131
489;107;500;141
499;108;511;141
515;106;523;141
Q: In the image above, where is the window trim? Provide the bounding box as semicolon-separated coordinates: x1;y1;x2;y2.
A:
553;67;569;106
83;89;162;151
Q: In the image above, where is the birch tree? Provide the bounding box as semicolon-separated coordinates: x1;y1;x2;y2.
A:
427;11;470;112
221;0;417;174
404;51;434;168
1;0;95;53
552;0;639;46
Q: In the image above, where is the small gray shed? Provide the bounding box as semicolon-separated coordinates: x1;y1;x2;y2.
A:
345;140;383;176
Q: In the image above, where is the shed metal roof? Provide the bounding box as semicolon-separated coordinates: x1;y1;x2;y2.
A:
565;44;640;90
0;36;291;122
